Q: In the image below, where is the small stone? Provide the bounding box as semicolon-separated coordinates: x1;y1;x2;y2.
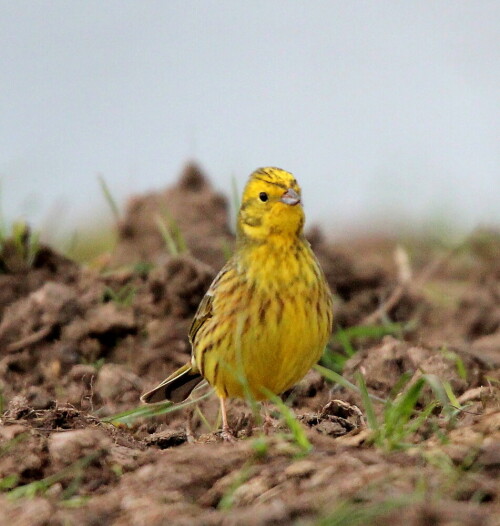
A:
68;364;98;383
1;498;53;526
0;424;28;440
144;430;188;449
477;441;500;468
26;387;53;410
48;428;111;466
95;363;143;401
457;387;488;404
283;460;316;478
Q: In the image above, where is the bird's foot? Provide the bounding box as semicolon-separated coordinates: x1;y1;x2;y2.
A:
221;425;236;442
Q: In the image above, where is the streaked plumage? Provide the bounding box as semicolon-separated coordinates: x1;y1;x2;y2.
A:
141;167;333;436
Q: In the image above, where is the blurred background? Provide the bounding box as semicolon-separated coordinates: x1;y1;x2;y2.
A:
1;1;499;243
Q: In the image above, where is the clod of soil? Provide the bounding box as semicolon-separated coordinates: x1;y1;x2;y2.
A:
112;162;234;270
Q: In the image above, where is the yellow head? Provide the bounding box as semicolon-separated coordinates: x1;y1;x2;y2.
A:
237;167;304;242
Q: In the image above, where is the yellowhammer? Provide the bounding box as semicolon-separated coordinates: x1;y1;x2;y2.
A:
141;167;333;439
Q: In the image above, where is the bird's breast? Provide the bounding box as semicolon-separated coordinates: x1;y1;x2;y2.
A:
200;242;332;399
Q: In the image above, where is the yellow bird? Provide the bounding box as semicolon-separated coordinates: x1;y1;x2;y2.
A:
141;167;333;439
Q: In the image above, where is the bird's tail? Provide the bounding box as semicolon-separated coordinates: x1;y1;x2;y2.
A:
140;363;203;404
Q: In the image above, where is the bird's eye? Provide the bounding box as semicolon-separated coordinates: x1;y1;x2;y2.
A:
259;192;268;202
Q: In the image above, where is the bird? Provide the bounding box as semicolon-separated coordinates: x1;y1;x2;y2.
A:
141;167;333;440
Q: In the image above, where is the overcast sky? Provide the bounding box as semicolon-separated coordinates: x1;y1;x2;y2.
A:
1;1;499;238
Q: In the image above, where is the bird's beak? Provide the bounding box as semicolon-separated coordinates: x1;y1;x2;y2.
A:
280;188;301;206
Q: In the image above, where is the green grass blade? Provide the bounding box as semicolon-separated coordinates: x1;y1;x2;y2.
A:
335;327;356;356
316;495;413;526
382;377;437;450
0;433;29;458
7;451;103;500
230;175;240;224
315;364;358;391
454;356;467;381
324;323;408;375
155;215;180;256
384;378;425;439
442;380;461;409
440;347;468;381
217;463;253;510
355;372;379;431
102;392;211;425
405;401;438;437
321;345;349;374
332;322;404;341
156;216;179;256
158;207;188;255
386;371;412;401
263;390;312;454
98;175;120;223
26;229;40;267
314;364;386;404
420;374;450;413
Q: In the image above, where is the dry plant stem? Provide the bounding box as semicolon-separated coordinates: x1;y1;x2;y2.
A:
362;282;408;326
7;326;51;353
362;241;467;325
220;397;235;442
261;401;274;435
185;407;196;443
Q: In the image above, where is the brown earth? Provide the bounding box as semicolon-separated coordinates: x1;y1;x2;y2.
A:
0;164;499;525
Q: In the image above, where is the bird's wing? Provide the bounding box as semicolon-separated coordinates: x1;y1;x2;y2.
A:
188;260;234;346
188;290;214;345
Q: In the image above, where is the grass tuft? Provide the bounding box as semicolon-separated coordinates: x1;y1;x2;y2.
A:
0;221;41;270
355;372;460;450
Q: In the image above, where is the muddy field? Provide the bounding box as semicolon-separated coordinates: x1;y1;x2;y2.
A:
0;164;499;526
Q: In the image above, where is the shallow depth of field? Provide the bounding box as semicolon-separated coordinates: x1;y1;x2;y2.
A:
0;163;498;526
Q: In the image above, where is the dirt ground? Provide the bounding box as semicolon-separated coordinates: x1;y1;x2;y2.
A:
0;164;499;526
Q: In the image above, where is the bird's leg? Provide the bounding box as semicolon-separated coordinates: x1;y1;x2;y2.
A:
220;397;235;442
